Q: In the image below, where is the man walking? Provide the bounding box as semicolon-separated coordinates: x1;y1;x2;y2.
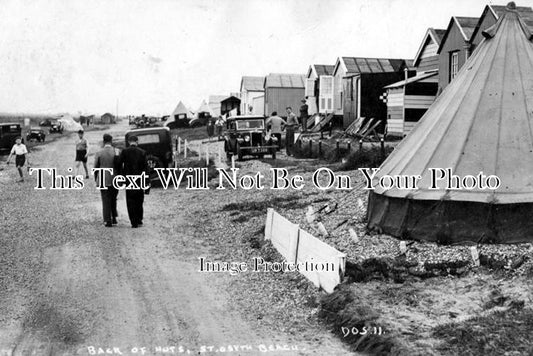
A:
119;135;148;228
299;99;309;133
265;111;286;150
285;107;299;156
93;134;118;227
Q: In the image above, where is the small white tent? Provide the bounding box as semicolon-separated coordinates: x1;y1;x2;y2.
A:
58;114;83;131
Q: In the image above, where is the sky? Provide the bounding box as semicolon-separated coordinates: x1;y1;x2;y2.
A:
0;0;506;116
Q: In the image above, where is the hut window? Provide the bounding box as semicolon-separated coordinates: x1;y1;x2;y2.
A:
450;51;459;82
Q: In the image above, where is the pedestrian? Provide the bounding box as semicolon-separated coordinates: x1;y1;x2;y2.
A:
6;136;31;182
206;118;215;142
119;135;148;228
93;134;119;227
285;107;299;156
265;111;286;150
75;130;90;178
215;116;224;140
299;99;309;132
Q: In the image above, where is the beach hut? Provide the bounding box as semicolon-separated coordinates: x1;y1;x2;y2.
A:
305;64;335;115
263;73;305;118
384;28;445;137
240;76;265;115
334;57;409;129
220;96;241;117
252;95;265;116
100;113;115;124
366;3;533;244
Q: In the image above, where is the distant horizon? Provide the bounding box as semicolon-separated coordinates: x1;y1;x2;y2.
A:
0;0;500;115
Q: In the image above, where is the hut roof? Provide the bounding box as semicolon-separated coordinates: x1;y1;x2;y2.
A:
338;57;407;75
264;73;305;88
240;76;265;92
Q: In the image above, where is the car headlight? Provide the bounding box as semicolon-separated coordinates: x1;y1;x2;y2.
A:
244;135;250;142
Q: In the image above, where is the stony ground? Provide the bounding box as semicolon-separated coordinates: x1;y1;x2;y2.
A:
0;121;356;356
186;131;533;355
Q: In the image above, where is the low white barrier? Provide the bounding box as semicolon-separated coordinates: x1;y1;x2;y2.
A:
265;208;346;293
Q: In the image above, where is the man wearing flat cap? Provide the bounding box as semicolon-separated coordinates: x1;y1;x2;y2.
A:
119;135;148;228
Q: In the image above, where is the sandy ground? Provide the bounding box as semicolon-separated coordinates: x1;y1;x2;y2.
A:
0;122;355;356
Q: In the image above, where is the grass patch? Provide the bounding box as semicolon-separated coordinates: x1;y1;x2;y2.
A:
433;308;533;355
170;126;211;142
221;194;305;213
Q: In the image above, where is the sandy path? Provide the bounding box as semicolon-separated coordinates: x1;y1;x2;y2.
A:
0;122;354;356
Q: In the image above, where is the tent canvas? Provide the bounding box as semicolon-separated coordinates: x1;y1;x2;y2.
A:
367;3;533;244
196;100;215;116
58;114;83;131
165;101;192;127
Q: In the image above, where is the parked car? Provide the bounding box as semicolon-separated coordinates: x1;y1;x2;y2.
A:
49;120;63;134
124;127;173;181
39;119;53;127
26;128;46;142
0;123;22;151
224;115;277;160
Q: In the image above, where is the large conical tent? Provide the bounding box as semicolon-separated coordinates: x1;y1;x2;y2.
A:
367;3;533;244
165;101;192;128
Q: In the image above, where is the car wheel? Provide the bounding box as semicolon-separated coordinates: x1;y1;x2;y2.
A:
236;143;243;161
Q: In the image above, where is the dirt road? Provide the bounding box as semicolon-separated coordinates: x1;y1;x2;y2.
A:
0;122;354;356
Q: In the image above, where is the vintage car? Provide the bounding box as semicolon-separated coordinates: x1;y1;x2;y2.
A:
124;127;173;181
39;118;53;127
26;128;46;142
0;123;22;151
49;120;63;134
224;115;277;160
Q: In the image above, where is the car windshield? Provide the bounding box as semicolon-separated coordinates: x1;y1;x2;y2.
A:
235;119;264;130
136;133;160;144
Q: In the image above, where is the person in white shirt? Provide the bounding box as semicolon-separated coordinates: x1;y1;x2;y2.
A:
7;137;31;182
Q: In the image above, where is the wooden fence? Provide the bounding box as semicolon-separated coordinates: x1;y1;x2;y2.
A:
265;208;346;293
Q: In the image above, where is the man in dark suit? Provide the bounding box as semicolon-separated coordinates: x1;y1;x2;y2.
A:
119;135;148;228
93;134;119;227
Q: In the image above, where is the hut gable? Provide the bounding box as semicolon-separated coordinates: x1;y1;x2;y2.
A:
413;28;446;72
240;76;265;93
437;16;479;92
